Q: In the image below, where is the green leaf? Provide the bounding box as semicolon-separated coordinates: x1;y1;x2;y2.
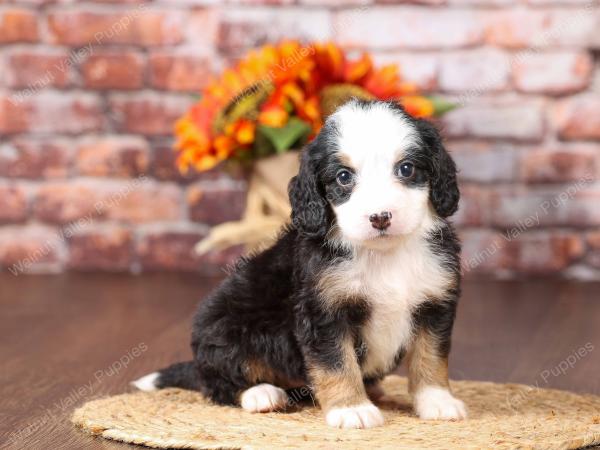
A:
254;127;276;157
429;96;458;117
258;118;311;154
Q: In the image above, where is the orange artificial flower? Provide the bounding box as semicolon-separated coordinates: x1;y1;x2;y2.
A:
343;53;373;84
174;40;447;172
401;96;435;118
363;65;402;99
233;120;256;145
259;104;289;128
314;42;345;83
296;95;321;132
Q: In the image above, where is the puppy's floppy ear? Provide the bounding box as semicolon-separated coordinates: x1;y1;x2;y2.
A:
417;119;459;218
288;142;328;237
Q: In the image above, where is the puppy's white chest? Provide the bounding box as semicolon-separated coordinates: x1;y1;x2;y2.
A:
322;242;453;377
360;291;414;377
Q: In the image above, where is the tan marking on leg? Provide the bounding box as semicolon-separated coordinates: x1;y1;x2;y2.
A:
408;329;467;420
244;359;304;390
245;359;277;385
308;337;368;411
407;329;449;395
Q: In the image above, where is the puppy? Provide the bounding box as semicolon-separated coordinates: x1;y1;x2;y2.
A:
133;99;466;429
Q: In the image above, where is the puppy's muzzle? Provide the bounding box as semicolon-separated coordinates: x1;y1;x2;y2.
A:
369;211;392;231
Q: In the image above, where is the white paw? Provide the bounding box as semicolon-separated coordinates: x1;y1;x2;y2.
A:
326;403;385;429
240;384;288;413
414;386;467;420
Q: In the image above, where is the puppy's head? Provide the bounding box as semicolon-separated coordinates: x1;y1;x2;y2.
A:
289;99;459;249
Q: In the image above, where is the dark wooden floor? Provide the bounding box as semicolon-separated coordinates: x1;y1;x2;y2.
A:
1;274;599;449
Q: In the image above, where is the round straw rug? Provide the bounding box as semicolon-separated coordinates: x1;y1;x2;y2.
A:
72;375;600;450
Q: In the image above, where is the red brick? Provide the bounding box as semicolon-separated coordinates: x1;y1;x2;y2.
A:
490;185;600;228
186;9;219;50
47;8;184;46
554;95;600;140
586;254;600;271
76;136;149;177
453;184;490;227
0;92;104;134
336;7;484;49
34;182;101;224
100;180;183;223
460;229;510;275
439;49;509;93
86;0;149;3
0;9;38;43
449;141;517;183
373;52;438;91
586;232;600;269
85;0;150;3
151;144;203;182
526;0;591;3
137;224;243;274
187;184;247;225
109;93;194;136
0;138;72;179
218;8;332;51
149;54;212;92
0;184;29;224
588;231;600;250
461;229;584;276
3;49;71;89
484;8;597;48
0;225;64;274
0;95;31;133
136;224;205;272
450;0;514;3
82;51;144;90
68;226;132;271
520;146;598;183
279;0;325;4
502;231;584;275
443;102;544;142
513;51;592;94
34;179;182;225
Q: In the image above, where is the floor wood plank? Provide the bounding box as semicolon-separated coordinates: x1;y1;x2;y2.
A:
1;274;598;449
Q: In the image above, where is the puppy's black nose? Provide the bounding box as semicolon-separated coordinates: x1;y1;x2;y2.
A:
369;211;392;231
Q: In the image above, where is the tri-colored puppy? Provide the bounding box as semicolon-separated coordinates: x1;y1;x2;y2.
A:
133;99;467;428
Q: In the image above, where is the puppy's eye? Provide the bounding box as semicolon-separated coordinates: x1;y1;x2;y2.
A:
336;169;353;186
396;162;415;179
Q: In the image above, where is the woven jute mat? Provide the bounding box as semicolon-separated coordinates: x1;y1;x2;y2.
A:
72;375;600;450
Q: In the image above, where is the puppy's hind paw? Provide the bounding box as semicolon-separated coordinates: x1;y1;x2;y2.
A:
241;384;288;413
326;403;385;429
414;386;467;420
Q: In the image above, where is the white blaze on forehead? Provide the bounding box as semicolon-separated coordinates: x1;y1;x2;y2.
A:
331;102;418;170
327;101;432;246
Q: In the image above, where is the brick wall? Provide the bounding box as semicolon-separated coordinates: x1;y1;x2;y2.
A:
0;0;599;279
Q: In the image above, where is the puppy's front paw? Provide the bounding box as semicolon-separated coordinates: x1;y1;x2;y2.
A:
414;386;467;420
326;402;385;429
240;384;288;413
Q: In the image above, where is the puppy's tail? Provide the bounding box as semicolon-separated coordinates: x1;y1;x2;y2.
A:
131;361;201;392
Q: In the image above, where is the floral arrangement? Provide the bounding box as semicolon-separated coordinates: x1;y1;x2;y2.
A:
174;41;454;173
